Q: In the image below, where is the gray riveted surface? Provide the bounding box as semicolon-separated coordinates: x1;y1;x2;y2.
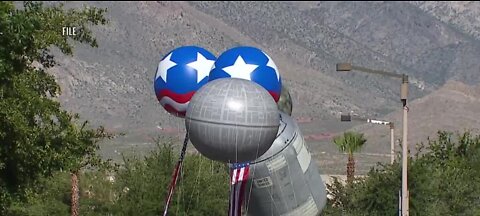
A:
245;112;327;216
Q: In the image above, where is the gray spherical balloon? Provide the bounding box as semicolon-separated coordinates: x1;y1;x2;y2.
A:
185;78;280;163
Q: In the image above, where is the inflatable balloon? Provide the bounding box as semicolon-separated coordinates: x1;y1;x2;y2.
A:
277;84;293;115
209;46;282;102
185;78;280;163
154;46;216;117
244;112;327;216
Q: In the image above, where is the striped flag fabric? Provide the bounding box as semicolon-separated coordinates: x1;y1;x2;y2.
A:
229;162;251;216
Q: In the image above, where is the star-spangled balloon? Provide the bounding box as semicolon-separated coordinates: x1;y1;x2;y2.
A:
154;46;216;117
209;46;282;102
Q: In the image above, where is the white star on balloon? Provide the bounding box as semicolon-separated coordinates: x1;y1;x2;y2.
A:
156;53;177;82
187;52;215;83
264;52;280;81
222;56;258;80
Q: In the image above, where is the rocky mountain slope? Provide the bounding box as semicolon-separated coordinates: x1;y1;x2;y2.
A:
409;1;480;41
356;80;480;154
45;1;480;153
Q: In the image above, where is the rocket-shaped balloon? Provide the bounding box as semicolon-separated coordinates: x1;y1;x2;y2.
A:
244;112;327;216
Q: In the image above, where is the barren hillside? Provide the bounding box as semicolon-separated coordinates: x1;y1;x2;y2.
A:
409;1;480;41
356;80;480;154
40;1;480;163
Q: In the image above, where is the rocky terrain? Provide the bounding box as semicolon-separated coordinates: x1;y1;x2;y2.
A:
409;1;480;41
357;80;480;153
42;1;480;173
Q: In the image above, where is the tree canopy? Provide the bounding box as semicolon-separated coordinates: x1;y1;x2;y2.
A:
333;131;367;155
324;131;480;216
0;1;109;213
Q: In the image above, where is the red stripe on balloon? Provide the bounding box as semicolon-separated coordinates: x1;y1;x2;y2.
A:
157;89;196;104
269;91;280;102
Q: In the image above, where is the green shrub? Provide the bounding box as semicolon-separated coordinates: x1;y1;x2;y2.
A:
5;142;230;216
323;131;480;216
110;143;229;216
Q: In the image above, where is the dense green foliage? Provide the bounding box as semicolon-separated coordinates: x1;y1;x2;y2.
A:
113;143;230;216
0;2;230;215
10;130;480;216
323;131;480;216
0;1;109;214
7;143;230;216
7;171;115;216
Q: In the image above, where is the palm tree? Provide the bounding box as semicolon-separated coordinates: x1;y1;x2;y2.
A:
71;170;79;216
333;131;367;184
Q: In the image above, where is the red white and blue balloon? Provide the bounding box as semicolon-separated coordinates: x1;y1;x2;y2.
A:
154;46;216;117
209;46;282;102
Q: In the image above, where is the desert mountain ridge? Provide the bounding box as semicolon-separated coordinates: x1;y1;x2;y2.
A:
37;2;480;169
355;80;480;154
